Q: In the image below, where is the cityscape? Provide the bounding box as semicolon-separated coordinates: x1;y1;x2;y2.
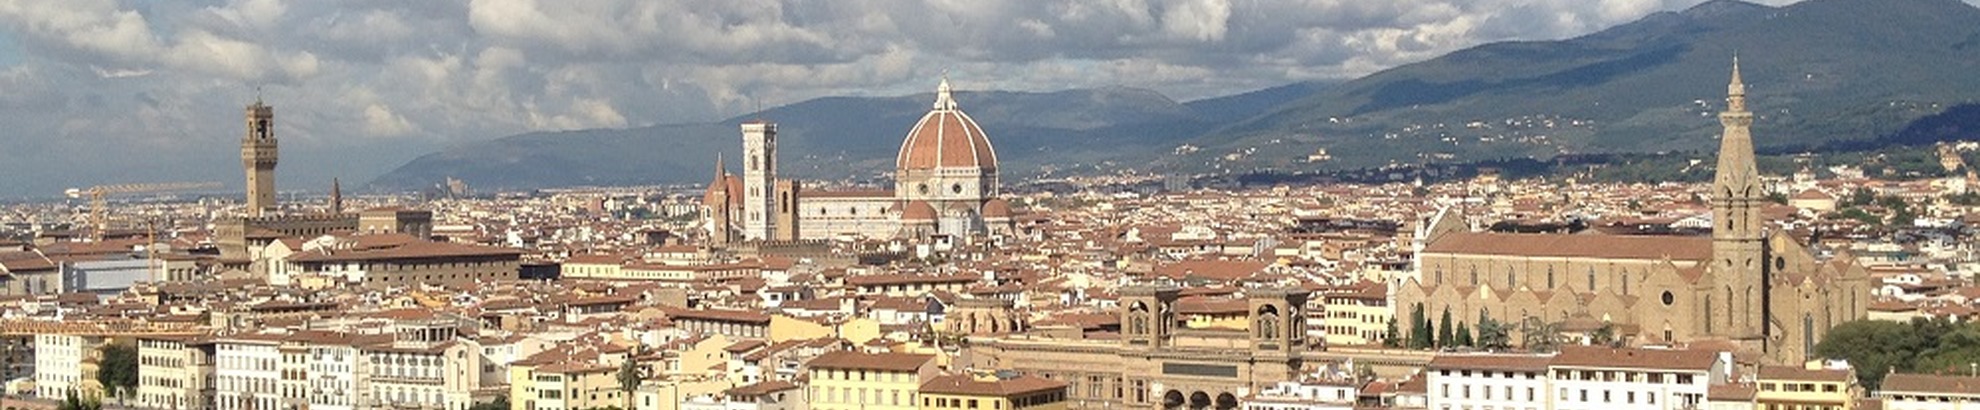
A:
5;1;1980;410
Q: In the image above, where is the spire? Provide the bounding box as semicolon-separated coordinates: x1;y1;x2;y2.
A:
715;152;727;178
933;74;957;111
330;178;343;214
1727;55;1747;113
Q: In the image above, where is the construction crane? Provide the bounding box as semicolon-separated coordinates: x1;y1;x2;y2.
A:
65;181;222;241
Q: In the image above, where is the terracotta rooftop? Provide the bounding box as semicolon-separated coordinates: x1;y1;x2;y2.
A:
1423;232;1711;261
919;374;1066;397
1882;373;1980;396
806;351;932;372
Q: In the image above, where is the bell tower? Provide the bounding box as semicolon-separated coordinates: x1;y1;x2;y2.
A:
1709;57;1769;342
242;98;279;217
741;121;777;241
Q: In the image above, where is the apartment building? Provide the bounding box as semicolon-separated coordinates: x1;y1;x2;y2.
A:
805;351;937;410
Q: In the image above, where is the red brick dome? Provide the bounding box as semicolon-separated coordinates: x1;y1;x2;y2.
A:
897;78;996;171
901;200;938;221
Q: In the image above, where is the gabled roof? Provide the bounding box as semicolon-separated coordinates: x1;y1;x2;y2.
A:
1423;232;1711;261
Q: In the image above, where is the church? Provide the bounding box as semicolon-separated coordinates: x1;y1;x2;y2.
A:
702;78;1017;244
1396;60;1871;365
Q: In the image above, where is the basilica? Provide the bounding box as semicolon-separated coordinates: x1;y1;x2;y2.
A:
702;78;1016;243
1397;60;1871;364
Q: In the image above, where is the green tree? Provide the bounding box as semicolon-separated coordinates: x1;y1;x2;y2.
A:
1409;304;1433;349
617;347;643;410
1767;191;1788;205
1437;308;1455;348
1591;323;1620;347
1476;316;1512;351
1521;317;1562;353
1814;318;1956;390
96;343;138;404
1383;317;1402;348
1454;322;1474;347
1848;187;1876;207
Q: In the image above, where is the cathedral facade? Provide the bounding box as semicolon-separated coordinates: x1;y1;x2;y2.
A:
703;78;1016;244
1395;60;1871;364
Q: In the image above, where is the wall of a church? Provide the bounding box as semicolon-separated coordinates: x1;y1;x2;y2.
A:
796;196;899;240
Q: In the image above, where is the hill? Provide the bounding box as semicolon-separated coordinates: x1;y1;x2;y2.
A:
1176;0;1980;173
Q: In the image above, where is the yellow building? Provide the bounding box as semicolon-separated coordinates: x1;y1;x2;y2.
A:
805;351;937;410
919;373;1068;410
1755;363;1861;410
1321;282;1390;347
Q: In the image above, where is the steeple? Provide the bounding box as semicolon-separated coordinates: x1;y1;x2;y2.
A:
1707;56;1767;342
330;178;343;214
933;75;957;111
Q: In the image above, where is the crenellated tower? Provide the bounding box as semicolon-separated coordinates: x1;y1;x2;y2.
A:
242;99;279;217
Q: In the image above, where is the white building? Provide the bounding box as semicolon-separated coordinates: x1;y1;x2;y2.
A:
1547;346;1726;410
33;334;95;399
306;334;375;410
1426;352;1553;410
215;333;286;410
1242;380;1359;410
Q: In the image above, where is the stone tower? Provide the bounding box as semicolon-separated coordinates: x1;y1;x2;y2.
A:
242;99;279;217
1120;282;1180;348
741;121;777;241
1708;57;1769;342
705;155;735;247
330;178;343;214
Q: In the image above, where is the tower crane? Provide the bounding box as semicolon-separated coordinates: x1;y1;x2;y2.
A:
64;181;222;241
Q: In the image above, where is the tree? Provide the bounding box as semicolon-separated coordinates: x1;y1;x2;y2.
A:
1454;321;1474;348
96;343;138;404
1815;318;1957;390
1408;304;1433;349
59;390;102;410
1476;316;1512;351
1591;323;1620;347
1383;317;1402;348
1767;191;1788;205
1521;317;1562;353
1437;308;1455;348
617;347;643;410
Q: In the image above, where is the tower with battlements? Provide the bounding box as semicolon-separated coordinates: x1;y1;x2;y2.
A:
242;99;278;217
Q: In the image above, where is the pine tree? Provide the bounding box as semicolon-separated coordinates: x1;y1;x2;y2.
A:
1383;317;1402;348
1409;303;1433;349
1437;307;1455;348
1455;322;1474;347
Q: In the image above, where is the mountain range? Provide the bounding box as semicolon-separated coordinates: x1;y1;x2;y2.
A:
369;0;1980;192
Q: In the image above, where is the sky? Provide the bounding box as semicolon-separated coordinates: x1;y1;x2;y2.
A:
0;0;1952;199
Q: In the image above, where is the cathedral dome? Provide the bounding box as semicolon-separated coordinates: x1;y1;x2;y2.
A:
897;78;997;172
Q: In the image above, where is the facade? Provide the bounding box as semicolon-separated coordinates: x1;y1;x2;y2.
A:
918;373;1068;410
1425;354;1552;410
1425;347;1728;410
1753;364;1860;410
804;351;937;410
1396;61;1871;364
1320;283;1389;347
137;335;218;410
704;78;1016;244
306;339;370;410
215;334;285;410
364;319;485;410
964;284;1311;410
34;333;101;399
